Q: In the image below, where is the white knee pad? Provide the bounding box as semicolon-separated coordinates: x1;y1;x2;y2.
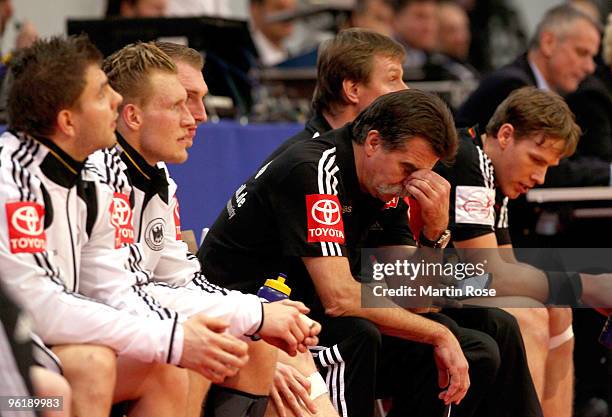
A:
308;371;329;400
549;324;574;349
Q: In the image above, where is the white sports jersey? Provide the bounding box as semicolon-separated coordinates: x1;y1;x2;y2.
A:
85;136;263;339
0;131;183;365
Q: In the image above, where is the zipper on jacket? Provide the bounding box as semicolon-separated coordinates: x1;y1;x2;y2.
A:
137;201;146;242
66;187;78;292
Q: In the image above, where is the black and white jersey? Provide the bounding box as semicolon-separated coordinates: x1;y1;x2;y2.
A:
199;124;414;315
86;135;264;339
434;127;511;245
262;112;416;250
0;131;183;365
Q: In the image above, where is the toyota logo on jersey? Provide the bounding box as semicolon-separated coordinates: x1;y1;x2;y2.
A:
306;194;345;243
5;202;46;253
109;193;134;248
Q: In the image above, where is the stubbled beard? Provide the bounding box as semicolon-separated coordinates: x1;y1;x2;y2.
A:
376;184;411;198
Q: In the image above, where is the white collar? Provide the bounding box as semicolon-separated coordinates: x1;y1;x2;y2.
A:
250;28;288;67
528;58;551;91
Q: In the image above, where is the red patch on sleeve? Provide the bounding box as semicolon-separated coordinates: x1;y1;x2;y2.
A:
306;194;345;244
5;202;46;253
172;196;181;240
405;197;424;242
109;193;134;248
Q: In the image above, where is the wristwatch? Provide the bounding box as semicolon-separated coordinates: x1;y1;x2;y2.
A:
419;229;451;248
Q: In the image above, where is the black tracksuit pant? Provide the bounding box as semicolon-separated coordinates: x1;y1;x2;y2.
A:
313;308;542;417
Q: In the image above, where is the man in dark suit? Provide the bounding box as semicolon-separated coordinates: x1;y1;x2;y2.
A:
560;55;612;187
457;4;608;188
457;4;600;129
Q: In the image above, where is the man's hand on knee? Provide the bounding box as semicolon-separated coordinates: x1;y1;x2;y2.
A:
271;362;318;417
181;314;249;383
433;330;470;406
260;300;321;356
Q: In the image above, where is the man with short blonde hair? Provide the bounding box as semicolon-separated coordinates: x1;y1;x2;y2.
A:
91;41;322;417
103;42;176;105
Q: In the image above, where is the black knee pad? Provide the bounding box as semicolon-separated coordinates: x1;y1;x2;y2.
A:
204;386;269;417
545;271;582;307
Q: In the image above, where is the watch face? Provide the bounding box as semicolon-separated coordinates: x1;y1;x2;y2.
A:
437;230;452;248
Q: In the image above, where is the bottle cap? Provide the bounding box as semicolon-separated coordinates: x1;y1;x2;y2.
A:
264;274;291;296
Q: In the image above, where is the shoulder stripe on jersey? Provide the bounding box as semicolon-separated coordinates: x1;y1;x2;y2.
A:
11;138;30;201
9;136;41;202
476;146;486;188
103;151;113;188
316;147;342;256
90;147;129;192
19;139;37;201
83;158;101;175
476;146;494;189
86;148;121;192
324;155;336;195
85;153;103;180
23;142;40;171
23;138;41;199
317;148;335;194
92;149;118;191
109;148;127;191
